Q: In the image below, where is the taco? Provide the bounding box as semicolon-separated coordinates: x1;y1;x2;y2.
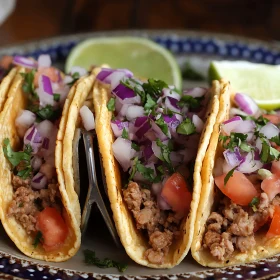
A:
192;80;280;267
0;54;86;261
83;68;222;268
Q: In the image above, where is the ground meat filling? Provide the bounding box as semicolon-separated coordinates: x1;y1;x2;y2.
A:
203;195;276;261
8;175;61;235
123;181;182;264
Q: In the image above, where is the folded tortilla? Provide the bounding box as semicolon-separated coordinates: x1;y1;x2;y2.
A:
191;80;280;267
0;69;81;262
92;79;222;268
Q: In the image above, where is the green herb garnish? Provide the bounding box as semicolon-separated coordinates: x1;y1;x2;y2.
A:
121;128;128;139
131;142;140;151
219;132;250;152
53;93;60;102
224;166;238;186
176;117;196;135
142;78;168;100
33;231;43;248
84;249;127;272
20;70;36;96
107;97;116;112
249;197;260;212
36;104;60;120
3;138;32;179
271;135;280;145
178;95;203;109
67;72;80;87
144;94;156;114
155;115;168;136
260;136;280;163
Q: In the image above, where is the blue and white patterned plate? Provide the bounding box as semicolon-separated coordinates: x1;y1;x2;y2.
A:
1;30;280;280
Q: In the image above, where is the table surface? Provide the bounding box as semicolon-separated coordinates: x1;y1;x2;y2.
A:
0;0;279;46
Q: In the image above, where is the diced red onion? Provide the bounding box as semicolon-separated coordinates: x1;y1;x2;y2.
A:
117;104;131;119
192;114;204;133
36;120;54;137
126;105;145;121
234;93;261;117
162;88;180;100
164;97;180;113
13;56;37;69
113;84;136;100
15;110;36;137
256;137;269;153
222;116;243;135
39;163;55;180
151;120;170;140
38;75;54;106
229;108;248;118
144;130;157;141
259;123;279;140
31;172;47;190
232;120;256;134
117;68;133;77
135;116;149;127
69;66;87;77
246;132;254;142
111;120;129;137
96;68;115;81
104;71;127;90
152;141;162;160
237;152;263;173
24;125;43;154
38;54;51;68
80;105;95;131
143;144;153;160
135;121;151;139
158;195;171;210
223;148;243;167
183;87;206;98
63;75;74;85
112;137;136;172
31;156;43;171
116;93;141;105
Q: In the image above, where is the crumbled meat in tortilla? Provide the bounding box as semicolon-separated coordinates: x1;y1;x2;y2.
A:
123;181;182;264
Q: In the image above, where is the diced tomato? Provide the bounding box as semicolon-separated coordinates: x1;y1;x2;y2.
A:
36;207;68;251
34;67;60;87
161;172;192;217
0;56;13;69
271;161;280;177
261;174;280;201
262;114;280;126
215;171;258;206
267;206;280;238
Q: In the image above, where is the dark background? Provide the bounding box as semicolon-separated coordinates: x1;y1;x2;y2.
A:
0;0;279;45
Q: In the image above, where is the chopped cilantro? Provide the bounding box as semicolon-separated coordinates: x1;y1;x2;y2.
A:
142;78;168;100
155;115;169;136
3;139;32;179
107;97;115;112
33;231;43;248
53;93;60;102
260;137;280;163
271;135;280;145
36;104;60;120
219;132;248;152
20;70;36;96
239;142;253;152
144;94;156;113
176;118;196;135
84;249;127;273
224;166;238;186
131;142;140;151
249;197;259;212
121;78;146;103
67;72;80;87
178;95;203;109
156;139;174;173
182;62;205;81
121;128;128;139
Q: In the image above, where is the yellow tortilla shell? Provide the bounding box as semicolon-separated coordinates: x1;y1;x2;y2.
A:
93;79;221;268
191;79;280;267
0;70;81;262
0;67;17;112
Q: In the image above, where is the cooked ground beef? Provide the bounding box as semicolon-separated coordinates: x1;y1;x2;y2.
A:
8;176;60;235
203;195;279;261
12;174;31;189
123;182;182;264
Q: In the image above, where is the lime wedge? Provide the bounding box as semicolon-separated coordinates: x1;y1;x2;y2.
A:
209;60;280;110
65;37;182;89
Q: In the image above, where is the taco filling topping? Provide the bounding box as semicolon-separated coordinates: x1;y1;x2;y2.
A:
97;68;209;264
3;55;86;251
203;92;280;261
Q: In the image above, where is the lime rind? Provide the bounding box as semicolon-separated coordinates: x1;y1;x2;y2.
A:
65;36;182;90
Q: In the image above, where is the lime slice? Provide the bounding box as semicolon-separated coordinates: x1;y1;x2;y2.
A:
65;37;182;89
209;60;280;110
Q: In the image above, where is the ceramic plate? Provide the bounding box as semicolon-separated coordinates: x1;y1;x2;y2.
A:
1;30;280;280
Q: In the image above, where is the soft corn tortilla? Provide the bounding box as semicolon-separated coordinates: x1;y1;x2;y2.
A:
0;70;81;262
191;80;280;267
92;79;222;268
